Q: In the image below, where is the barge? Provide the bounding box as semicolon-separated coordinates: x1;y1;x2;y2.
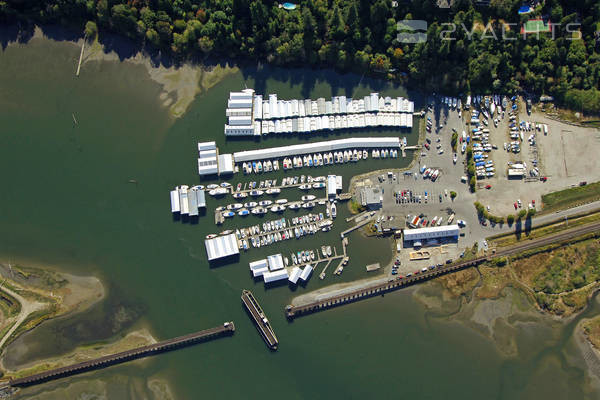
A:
241;290;279;350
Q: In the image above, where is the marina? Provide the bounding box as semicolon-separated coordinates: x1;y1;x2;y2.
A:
241;290;278;350
224;90;414;137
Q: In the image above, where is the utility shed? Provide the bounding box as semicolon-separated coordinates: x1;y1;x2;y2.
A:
205;233;239;261
263;269;289;283
267;254;285;271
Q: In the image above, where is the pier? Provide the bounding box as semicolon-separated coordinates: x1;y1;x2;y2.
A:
7;322;235;387
340;215;375;238
241;290;278;350
285;257;488;319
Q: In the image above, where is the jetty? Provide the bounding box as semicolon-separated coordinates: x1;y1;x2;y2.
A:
6;322;235;387
241;290;278;350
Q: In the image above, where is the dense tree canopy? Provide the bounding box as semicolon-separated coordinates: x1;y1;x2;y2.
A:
2;0;599;112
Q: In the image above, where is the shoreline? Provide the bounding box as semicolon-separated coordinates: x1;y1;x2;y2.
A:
0;261;105;373
5;26;239;119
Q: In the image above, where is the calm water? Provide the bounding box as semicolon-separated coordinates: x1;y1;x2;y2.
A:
1;34;598;399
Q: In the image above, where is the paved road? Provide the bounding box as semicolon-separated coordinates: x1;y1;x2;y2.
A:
0;284;45;350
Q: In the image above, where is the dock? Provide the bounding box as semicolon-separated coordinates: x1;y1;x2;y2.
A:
75;37;85;76
340;215;375;238
241;290;278;350
7;322;235;387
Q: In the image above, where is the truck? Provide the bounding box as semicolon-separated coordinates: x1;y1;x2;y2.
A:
447;213;455;224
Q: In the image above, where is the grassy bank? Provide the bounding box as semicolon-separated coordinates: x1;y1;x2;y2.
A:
436;231;600;318
489;211;600;248
541;181;600;214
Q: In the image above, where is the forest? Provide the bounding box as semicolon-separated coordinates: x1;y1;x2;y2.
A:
1;0;599;112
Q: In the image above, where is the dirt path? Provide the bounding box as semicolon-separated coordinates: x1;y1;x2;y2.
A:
0;283;45;350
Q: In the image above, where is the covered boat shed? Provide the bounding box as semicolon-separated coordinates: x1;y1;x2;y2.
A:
205;233;239;261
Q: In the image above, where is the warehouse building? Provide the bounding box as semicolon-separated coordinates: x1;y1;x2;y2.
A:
205;233;239;261
358;186;383;209
403;225;460;247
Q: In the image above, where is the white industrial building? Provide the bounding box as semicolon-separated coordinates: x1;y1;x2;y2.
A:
299;265;313;281
288;267;302;284
224;89;258;137
403;225;460;246
205;233;240;261
263;269;289;283
267;254;285;271
217;154;234;175
327;175;340;198
197;141;219;176
249;259;269;278
233;137;400;163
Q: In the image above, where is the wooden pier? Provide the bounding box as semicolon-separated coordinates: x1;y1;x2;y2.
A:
340;215;375;238
7;322;235;387
285;257;488;319
241;290;278;350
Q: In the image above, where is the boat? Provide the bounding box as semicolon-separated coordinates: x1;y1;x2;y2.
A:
236;183;242;191
209;188;228;196
222;211;235;218
259;200;273;206
299;184;311;190
273;160;279;170
363;150;368;159
244;201;258;208
288;202;301;210
302;202;315;209
270;205;285;212
250;190;264;197
206;184;218;190
220;182;231;188
227;203;243;210
251;207;266;215
275;199;288;204
220;229;233;235
327;246;332;256
266;188;281;195
331;203;337;218
206;234;218;239
292;254;298;264
301;195;316;201
238;209;249;216
312;182;325;189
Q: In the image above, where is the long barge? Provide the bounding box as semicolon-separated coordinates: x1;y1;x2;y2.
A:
241;290;278;350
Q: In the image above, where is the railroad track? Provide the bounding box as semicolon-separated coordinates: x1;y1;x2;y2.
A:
286;220;600;319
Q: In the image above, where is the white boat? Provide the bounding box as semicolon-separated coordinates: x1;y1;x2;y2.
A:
244;201;258;208
331;203;337;218
363;150;368;159
275;199;288;204
227;203;243;210
259;200;273;206
206;234;218;239
251;207;266;215
222;211;235;218
209;188;228;196
232;192;246;199
299;184;311;190
302;195;316;201
266;188;281;195
312;182;325;189
237;209;249;216
206;184;218;190
288;202;301;210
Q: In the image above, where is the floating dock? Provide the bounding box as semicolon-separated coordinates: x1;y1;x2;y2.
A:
242;290;278;350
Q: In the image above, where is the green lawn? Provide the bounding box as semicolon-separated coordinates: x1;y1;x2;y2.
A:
541;181;600;213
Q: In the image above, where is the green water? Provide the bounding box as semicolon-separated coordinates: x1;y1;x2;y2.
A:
1;35;599;399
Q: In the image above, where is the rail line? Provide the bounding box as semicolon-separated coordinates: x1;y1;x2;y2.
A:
286;220;600;319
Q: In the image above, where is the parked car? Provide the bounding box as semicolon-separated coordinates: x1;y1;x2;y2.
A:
485;184;492;189
540;176;548;182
